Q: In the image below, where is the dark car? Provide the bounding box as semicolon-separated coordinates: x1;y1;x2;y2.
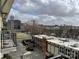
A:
21;40;31;46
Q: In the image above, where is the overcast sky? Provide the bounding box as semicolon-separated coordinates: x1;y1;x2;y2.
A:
9;0;79;26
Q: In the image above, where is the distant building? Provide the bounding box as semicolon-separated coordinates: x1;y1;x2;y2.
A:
7;20;21;32
33;35;79;59
10;15;14;20
39;25;60;30
60;25;79;30
7;16;21;32
20;23;26;32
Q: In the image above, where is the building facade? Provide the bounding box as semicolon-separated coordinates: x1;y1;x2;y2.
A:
7;19;21;32
33;35;79;59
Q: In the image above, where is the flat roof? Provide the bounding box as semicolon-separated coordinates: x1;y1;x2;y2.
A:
34;35;55;39
34;35;79;51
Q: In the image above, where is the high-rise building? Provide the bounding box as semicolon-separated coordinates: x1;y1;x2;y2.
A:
7;17;21;32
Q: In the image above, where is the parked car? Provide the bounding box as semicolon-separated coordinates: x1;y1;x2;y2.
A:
21;40;34;51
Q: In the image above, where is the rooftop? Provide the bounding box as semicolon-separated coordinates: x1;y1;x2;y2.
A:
34;35;79;51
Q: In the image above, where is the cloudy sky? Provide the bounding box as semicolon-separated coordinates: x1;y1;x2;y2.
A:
9;0;79;26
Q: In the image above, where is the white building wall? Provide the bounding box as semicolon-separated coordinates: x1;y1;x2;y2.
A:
0;15;3;58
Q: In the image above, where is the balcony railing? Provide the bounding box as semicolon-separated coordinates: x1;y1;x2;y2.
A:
1;30;17;49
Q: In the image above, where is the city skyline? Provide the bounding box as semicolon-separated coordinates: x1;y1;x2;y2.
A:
8;0;79;26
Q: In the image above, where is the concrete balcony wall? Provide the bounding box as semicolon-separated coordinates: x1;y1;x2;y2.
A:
0;16;3;58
